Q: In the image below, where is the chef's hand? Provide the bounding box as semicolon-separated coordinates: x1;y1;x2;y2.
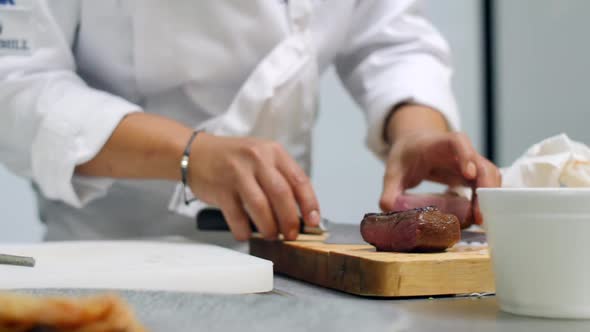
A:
189;133;321;241
379;104;501;224
74;113;319;241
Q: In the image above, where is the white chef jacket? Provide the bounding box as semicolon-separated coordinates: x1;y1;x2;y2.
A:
0;0;458;241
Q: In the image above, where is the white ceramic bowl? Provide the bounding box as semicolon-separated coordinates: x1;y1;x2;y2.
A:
477;188;590;319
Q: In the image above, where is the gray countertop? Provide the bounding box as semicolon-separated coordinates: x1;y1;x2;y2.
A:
26;278;590;332
275;275;590;332
21;223;590;331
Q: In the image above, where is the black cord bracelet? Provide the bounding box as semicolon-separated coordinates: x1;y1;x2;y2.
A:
181;130;203;205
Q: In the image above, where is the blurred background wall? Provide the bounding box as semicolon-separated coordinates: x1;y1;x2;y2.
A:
495;0;590;166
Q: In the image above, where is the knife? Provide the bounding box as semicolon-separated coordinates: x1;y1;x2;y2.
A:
196;208;326;235
0;253;35;267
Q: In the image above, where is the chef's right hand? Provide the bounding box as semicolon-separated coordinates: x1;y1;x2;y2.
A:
188;133;321;241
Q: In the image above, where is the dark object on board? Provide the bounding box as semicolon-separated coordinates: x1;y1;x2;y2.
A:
393;193;473;229
360;206;461;252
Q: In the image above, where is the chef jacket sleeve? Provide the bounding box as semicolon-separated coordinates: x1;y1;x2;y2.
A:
0;0;141;208
335;0;460;160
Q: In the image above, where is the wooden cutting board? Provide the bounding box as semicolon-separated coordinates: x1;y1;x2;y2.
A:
250;234;494;297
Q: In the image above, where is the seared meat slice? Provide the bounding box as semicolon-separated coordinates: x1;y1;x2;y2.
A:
393;194;473;229
360;206;461;252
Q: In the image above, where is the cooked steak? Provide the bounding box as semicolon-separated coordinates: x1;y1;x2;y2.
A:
393;193;473;229
360;206;461;252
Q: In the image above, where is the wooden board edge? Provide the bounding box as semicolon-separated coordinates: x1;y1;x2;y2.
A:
326;248;495;297
250;238;333;288
249;238;496;297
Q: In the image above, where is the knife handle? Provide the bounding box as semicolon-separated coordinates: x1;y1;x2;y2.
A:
196;208;325;234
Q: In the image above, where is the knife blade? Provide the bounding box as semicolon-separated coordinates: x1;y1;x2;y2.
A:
0;253;35;267
196;208;326;235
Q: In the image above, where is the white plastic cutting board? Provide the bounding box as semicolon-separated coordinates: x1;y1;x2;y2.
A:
0;240;273;294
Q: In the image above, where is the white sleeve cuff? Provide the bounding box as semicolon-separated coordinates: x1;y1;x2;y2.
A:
352;55;460;160
31;80;140;208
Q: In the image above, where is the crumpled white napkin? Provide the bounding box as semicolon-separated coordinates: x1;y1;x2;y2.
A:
451;133;590;200
502;133;590;187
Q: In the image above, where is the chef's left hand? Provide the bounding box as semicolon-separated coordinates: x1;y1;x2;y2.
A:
378;104;502;224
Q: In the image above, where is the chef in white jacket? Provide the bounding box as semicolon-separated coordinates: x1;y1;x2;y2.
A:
0;0;500;242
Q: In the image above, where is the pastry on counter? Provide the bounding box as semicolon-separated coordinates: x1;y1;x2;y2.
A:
0;292;146;332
